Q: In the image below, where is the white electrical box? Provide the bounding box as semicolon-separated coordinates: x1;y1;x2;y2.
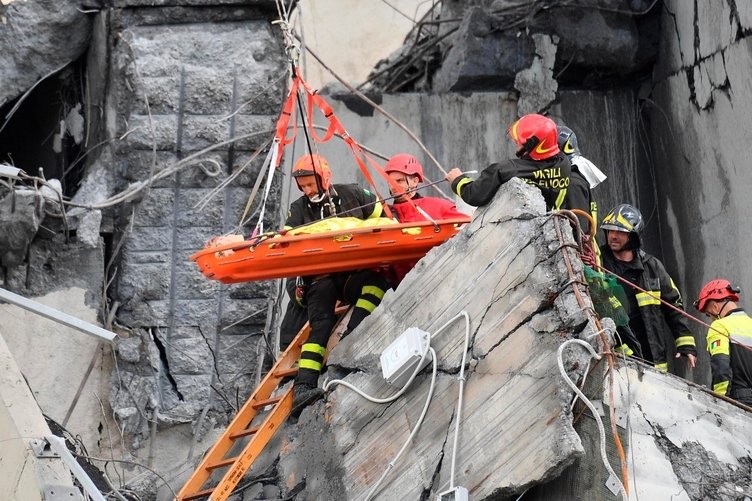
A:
380;327;432;387
437;486;469;501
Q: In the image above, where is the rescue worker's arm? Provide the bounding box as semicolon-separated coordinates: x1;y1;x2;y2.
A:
657;264;698;360
448;162;513;207
614;323;643;359
284;200;305;230
357;188;383;220
707;322;732;395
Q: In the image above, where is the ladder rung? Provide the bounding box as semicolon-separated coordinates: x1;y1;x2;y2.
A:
274;367;298;378
229;425;260;440
251;396;282;409
206;456;238;471
183;486;215;500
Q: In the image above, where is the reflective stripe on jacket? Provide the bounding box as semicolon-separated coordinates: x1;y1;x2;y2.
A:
450;154;571;211
600;247;697;367
707;309;752;399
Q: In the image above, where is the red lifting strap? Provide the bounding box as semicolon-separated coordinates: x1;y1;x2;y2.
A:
273;69;433;221
273;76;300;166
306;91;342;144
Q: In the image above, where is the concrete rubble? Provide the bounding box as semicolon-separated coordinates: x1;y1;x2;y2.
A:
2;0;752;499
369;1;658;94
240;181;752;501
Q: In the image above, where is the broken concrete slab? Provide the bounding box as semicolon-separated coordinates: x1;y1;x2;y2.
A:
0;188;44;268
535;358;752;500
277;179;597;499
514;33;558;114
0;0;91;107
0;333;83;500
434;7;535;92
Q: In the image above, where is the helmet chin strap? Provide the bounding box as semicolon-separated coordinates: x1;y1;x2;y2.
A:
716;299;732;319
308;192;327;203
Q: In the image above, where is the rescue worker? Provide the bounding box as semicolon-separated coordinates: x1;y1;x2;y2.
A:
285;153;391;416
599;203;697;372
445;113;571;210
557;125;607;236
694;279;752;407
555;126;640;356
385;153;468;286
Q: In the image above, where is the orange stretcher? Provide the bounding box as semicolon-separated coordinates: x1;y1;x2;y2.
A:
190;217;470;283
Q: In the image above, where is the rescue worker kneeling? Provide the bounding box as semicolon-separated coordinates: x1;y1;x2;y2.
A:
285;154;390;417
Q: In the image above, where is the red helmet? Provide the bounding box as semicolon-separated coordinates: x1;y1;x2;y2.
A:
695;279;740;312
384;153;424;182
292;154;332;192
508;114;560;161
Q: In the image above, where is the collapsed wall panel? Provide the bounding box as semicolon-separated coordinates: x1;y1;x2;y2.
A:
278;179;598;499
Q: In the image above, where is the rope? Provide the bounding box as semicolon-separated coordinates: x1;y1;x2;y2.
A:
551;212;630;491
557;340;628;501
594;262;752;355
293;34;448;177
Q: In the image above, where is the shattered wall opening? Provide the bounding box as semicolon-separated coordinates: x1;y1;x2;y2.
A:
0;61;87;198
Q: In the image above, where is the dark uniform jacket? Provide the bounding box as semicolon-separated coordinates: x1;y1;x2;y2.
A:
706;309;752;405
450;154;571;210
278;183;384;350
600;246;697;370
285;183;382;228
565;168;597;235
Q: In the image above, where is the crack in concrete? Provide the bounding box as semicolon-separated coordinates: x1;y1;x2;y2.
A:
638;403;752;500
663;2;687;68
197;322;223;383
422;407;453;501
151;327;184;401
476;234;555;359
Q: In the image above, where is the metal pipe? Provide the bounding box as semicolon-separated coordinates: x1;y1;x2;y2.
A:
0;287;116;342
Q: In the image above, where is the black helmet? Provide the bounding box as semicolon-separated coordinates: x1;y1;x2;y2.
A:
601;204;643;249
557;126;580;157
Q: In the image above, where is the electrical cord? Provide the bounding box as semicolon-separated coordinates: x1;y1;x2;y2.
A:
325;311;473;499
557;338;628;501
364;347;437;501
323;331;432;403
428;311;471;491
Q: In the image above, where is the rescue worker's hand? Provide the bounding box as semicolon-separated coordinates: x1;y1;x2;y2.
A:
445;168;463;184
580;235;597;267
293;276;307;307
676;351;697;368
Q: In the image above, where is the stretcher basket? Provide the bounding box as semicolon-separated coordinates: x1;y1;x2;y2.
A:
190;217;470;283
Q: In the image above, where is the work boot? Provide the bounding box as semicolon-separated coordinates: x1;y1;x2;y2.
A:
290;383;324;418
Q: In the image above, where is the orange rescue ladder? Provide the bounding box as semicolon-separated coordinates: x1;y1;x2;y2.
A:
174;305;349;501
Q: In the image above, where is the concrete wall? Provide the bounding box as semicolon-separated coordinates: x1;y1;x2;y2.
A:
282;89;648;239
650;0;752;384
97;5;290;479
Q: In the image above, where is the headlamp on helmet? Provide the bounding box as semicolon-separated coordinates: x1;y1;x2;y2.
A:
694;279;741;312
